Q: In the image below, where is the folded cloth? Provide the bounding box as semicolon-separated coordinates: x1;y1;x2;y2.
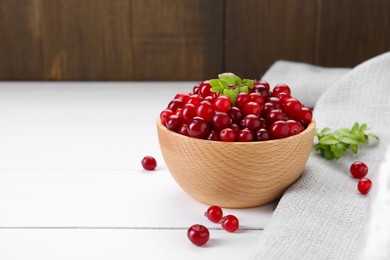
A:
250;52;390;259
261;60;351;108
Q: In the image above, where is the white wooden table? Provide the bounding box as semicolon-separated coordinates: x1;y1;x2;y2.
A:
0;82;274;260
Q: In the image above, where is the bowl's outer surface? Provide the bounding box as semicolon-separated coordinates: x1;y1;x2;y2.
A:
157;119;316;208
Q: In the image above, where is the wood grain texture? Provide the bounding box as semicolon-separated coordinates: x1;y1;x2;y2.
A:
316;0;390;67
0;0;223;80
225;0;318;79
157;119;316;208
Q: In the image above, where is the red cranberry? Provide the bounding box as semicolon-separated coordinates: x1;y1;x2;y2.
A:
221;215;239;232
272;83;291;97
199;81;212;97
188;94;202;106
178;124;189;136
230;123;240;133
214;96;232;112
350;162;368;179
241;114;262;132
258;80;270;91
160;109;174;125
196;101;215;122
254;85;270;99
248;93;264;107
267;97;281;109
228;106;243;124
236;92;249;108
255;129;271;141
187;224;210;246
181;103;196;122
187;117;209;139
269;120;290;139
219;128;236;142
298;107;313;126
358;178;372;195
243;102;262;116
237;128;254;142
266;109;285;124
207;130;219;141
211;112;231;130
167;99;184;112
174;93;191;104
286;120;301;136
141;156;157;171
165;115;182;132
282;98;302;119
205;206;223;223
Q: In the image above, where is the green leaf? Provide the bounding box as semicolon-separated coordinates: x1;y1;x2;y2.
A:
209;79;228;91
368;133;380;140
218;73;241;86
320;127;331;134
319;135;339;145
223;89;239;105
238;85;249;94
351;144;359;153
338;136;359;145
244;79;254;89
334;128;350;136
324;146;335;160
360;123;368;133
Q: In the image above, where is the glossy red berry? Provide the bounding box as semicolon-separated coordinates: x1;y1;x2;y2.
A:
187;117;209;139
272;83;291;97
282;98;302;119
266;109;285;124
141;156;157;170
192;85;200;95
241;114;262;132
258;80;270;91
221;215;239;232
207;130;219;141
350;161;368;179
219;128;236;142
188;94;202;106
205;206;223;223
174;93;191;104
165;114;182;132
267;97;281;109
187;224;210;246
243;102;262;116
269;120;290;139
213;96;232;112
230;123;240;133
228;106;243;124
181;103;197;122
298;107;313;126
196;101;215;122
358;178;372;195
254;85;270;99
286;120;301;136
236;92;249;108
160;109;174;125
211;112;231;130
237;128;254;142
248;93;264;107
167;99;184;112
199;81;212;97
178;124;189;136
255;129;271;141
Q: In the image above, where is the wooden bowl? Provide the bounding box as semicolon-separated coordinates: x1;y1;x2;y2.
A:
157;119;316;208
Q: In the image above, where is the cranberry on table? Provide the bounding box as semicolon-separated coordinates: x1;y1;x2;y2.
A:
187;224;210;246
221;215;239;232
350;161;368;179
357;178;372;195
205;206;223;223
141;156;157;171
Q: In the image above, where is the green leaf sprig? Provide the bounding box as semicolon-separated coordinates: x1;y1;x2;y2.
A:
314;122;379;160
209;73;255;105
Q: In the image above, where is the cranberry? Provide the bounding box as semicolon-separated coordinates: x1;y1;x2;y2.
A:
213;96;232;112
219;128;236;142
187;117;209;139
221;215;239;232
286;120;301;136
192;85;200;95
261;102;275;117
269;120;290;139
267;97;281;109
230;123;240;133
254;85;270;99
160;109;174;125
178;124;189;136
167;99;184;112
237;128;254;142
212;91;220;100
255;129;271;141
207;130;219;141
187;224;210;246
236;92;249;108
204;96;214;103
298;107;313;126
174;93;191;104
272;83;291;97
282;98;302;119
350;162;368;179
188;94;202;106
258;80;270;91
196;101;215;122
358;178;372;195
141;156;157;170
248;93;264;107
241;114;262;132
228;106;243;124
276;92;291;102
181;103;196;122
211;112;231;130
199;81;212;97
205;206;223;223
165;115;182;132
243;102;262;116
266;109;285;124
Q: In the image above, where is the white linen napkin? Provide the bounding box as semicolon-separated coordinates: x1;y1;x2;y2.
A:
261;60;351;108
250;52;390;259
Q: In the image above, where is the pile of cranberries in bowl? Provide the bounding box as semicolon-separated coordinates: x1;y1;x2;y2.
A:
160;73;313;142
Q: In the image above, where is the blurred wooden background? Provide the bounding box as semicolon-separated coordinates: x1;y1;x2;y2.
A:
0;0;389;81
